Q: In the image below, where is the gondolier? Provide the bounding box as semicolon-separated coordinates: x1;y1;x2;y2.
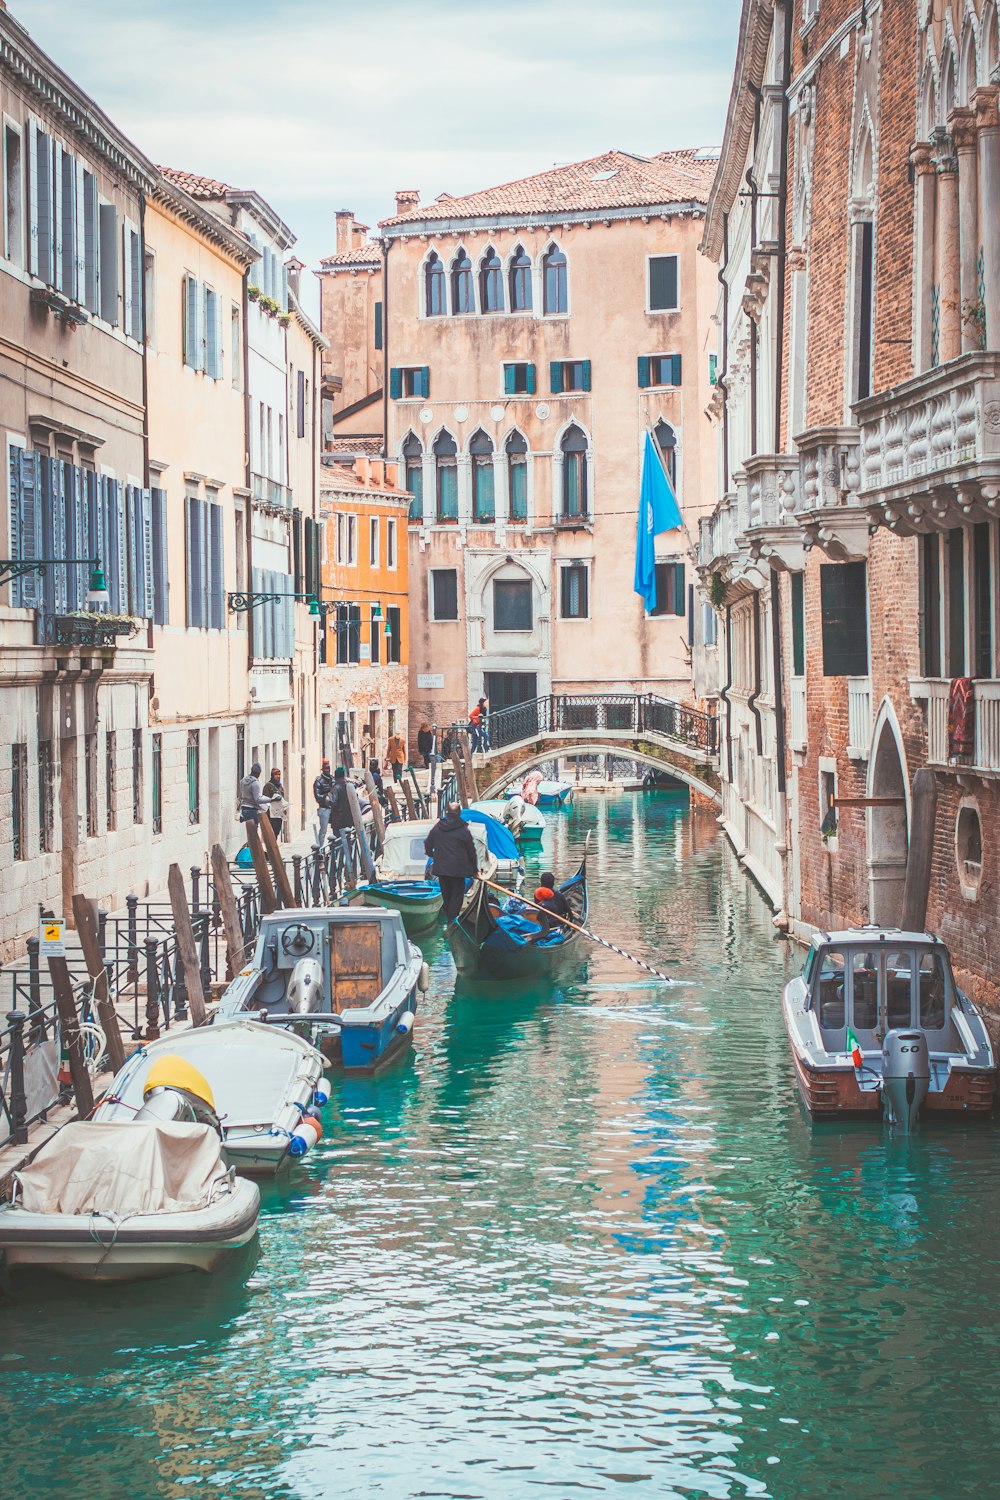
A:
424;801;479;922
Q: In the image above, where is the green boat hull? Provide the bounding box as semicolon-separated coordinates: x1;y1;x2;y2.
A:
361;884;443;933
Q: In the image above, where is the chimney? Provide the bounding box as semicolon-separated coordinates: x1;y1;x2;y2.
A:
335;210;355;255
385;460;399;489
355;456;370;485
370;459;385;487
352;221;370;249
285;256;304;299
394;189;420;214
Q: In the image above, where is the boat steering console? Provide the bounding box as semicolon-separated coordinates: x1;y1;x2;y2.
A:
280;923;316;958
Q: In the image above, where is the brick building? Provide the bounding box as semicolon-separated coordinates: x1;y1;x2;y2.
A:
700;0;1000;1013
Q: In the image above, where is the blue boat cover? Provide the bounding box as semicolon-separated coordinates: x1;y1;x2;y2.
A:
460;808;521;861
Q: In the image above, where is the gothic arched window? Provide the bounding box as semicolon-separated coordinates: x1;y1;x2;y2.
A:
506;430;528;522
451;247;474;315
469;430;495;521
433;431;458;520
542;244;567;314
479;247;503;313
509;245;532;311
561;424;588;519
402;432;423;521
425;253;446;317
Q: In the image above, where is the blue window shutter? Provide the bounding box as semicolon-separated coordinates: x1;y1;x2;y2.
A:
151;487;169;626
185;496;195;626
421;366;430;399
13;450;41;608
504;364;515;397
208;502;224;629
550;361;563;395
582;360;592;392
67;464;88;611
36;129;53;286
671;353;682;386
637;356;650;389
111;481;128;613
687;583;695;645
389;367;402;399
26;119;38;277
98;203;119;325
374;301;383;350
251;566;262;656
526;363;536;396
38;458;57;614
673;562;685;616
126;484;140;616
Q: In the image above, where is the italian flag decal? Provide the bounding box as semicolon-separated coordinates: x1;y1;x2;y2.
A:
847;1027;863;1069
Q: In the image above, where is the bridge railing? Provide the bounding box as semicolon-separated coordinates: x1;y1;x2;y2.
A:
455;694;718;757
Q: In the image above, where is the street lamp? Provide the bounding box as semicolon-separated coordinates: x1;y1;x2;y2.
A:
227;591;319;613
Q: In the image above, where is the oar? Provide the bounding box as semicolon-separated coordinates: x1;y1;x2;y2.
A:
477;876;676;985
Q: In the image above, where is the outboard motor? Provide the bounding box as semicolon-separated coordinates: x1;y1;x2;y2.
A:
287;957;324;1015
881;1030;931;1133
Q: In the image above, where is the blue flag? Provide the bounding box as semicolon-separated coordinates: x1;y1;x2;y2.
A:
633;432;683;612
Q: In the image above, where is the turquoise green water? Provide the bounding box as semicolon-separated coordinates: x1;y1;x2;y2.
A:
3;794;1000;1499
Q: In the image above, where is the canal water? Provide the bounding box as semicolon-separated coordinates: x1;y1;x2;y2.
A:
2;794;1000;1498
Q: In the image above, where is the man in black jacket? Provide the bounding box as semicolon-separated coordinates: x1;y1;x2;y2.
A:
424;801;479;921
313;759;335;843
328;766;355;841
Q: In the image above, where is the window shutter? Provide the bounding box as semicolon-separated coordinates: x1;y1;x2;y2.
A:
109;480;128;613
550;361;564;394
637;356;650;389
82;172;99;312
504;364;515;397
687;582;695;645
75;160;87;301
581;360;592;392
292;509;303;593
36;129;53;285
151;487;169;626
526;363;537;396
51;142;63;294
141;488;154;621
389;367;402;399
281;263;289;312
250;566;263;656
205;288;218;377
182;277;194;366
126;484;141;617
208;502;224;629
297;370;306;438
671;353;682;385
26;119;38;277
672;562;685;616
420;366;430;399
374;301;383;350
185;496;194;626
820;562;869;676
67;464;88;611
99;203;119;324
37;458;57;615
123;219;134;338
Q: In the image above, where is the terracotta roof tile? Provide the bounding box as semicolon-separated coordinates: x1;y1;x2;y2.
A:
324;438;384;456
159;165;233;199
319;242;382;268
380;149;719;227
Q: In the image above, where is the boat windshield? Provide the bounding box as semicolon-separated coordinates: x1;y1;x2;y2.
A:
918;950;947;1028
851;952;879;1029
886;950;913;1028
816;949;846;1028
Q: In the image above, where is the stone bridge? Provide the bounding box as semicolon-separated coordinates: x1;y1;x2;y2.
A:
462;694;721;804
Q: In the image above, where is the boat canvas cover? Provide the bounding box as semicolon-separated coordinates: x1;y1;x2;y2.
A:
14;1121;229;1216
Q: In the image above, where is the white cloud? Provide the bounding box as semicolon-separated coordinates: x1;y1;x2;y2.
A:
12;0;740;313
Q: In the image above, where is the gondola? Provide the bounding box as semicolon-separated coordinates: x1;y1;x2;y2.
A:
448;847;588;981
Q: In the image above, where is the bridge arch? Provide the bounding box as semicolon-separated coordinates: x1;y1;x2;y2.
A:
481;740;720;805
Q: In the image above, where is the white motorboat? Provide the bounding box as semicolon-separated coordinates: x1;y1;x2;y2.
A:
95;1020;327;1174
0;1119;259;1281
473;796;545;844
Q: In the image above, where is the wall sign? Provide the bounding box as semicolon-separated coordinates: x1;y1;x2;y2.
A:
417;673;445;689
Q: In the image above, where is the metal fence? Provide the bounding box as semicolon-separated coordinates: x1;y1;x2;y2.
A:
449;693;719;758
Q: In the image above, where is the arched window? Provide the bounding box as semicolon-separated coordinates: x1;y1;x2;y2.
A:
560;424;588;519
425;252;446;317
479;247;504;313
653;420;677;490
506;430;528;522
451;247;474;315
469;430;495;521
542;244;567;315
402;432;423;521
509;245;532;311
433;431;458;521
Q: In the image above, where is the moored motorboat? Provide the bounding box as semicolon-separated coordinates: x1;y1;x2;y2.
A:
782;928;995;1128
215;907;426;1073
471;797;545;845
0;1119;259;1281
460;808;525;889
95;1021;327;1175
354;817;499;931
506;777;573;809
448;850;588;980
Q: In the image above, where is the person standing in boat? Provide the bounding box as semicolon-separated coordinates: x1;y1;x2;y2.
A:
262;768;287;840
239;762;268;827
424;801;479;922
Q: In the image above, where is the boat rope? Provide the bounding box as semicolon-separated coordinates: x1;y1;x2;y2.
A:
477;877;676;985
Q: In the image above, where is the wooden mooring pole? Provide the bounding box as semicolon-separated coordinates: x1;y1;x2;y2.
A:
48;955;95;1118
71;893;127;1066
257;813;298;909
210;844;246;978
167;864;208;1026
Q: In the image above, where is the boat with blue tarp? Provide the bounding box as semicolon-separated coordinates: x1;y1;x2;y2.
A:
352;817;498;931
448;848;588;980
215;907;426;1073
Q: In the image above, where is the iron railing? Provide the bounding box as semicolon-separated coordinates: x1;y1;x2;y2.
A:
451;694;719;757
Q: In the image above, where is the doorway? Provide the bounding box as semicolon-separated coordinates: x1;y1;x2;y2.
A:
868;718;908;925
483;672;538;713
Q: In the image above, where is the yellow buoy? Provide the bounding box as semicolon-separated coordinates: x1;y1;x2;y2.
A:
143;1054;216;1111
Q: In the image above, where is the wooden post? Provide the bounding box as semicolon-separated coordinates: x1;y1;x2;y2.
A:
257;813;297;909
48;955;95;1118
70;893;126;1068
210;844;246;977
244;821;278;914
901;767;938;932
450;748;469;808
385;782;402;821
345;781;377;880
338;829;358;890
167;863;208;1026
407;766;427;817
458;730;479;800
401;776;419;822
364;768;387;855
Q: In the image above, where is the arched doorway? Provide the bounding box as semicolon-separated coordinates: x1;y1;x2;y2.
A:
868;715;908;925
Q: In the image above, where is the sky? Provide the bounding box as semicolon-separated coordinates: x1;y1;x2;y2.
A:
13;0;742;318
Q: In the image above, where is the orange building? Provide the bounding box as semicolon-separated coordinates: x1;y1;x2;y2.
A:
318;455;410;767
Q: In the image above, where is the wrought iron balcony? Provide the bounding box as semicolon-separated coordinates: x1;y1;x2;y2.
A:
35;612;142;648
856;351;1000;533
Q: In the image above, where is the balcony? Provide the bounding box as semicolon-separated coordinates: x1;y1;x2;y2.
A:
742;452;805;571
251;472;292;511
846;676;872;760
856;352;1000;532
911;677;1000;774
794;426;867;560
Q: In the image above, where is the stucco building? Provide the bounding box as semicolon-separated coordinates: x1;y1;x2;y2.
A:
699;0;1000;1012
317;211;383;458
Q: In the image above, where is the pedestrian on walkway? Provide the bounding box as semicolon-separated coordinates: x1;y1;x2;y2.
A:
328;766;356;843
262;768;288;839
467;700;483;752
313;758;335;843
386;729;406;783
424;801;479;922
239;762;268;826
417;722;433;767
361;723;375;768
477;697;490;752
